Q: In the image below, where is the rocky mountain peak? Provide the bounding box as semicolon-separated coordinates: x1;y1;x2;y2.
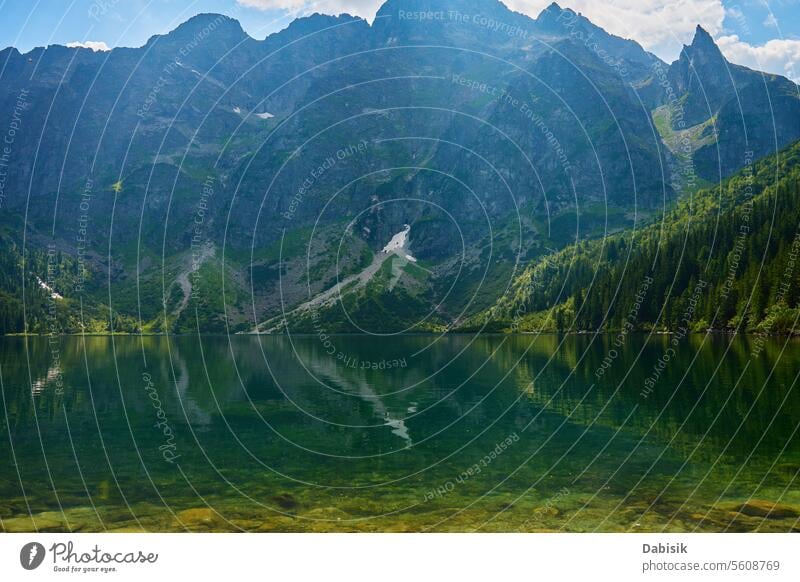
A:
536;1;578;30
681;24;725;67
165;13;248;43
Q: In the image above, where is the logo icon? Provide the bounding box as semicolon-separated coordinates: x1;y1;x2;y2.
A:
20;542;46;570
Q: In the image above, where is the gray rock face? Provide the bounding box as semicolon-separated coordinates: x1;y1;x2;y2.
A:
0;0;797;331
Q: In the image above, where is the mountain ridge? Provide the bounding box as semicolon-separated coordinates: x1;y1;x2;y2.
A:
0;0;797;334
464;137;800;335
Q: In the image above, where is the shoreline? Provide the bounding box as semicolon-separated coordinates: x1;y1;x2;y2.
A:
5;330;800;338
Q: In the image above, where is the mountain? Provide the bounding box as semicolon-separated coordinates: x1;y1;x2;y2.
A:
0;0;797;334
467;138;800;334
535;2;662;83
657;25;800;183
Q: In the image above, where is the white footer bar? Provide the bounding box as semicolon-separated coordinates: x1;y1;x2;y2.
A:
1;533;797;581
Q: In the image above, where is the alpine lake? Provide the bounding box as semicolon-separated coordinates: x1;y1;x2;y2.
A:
1;333;798;533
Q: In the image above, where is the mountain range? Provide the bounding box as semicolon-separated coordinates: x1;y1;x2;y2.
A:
0;0;798;335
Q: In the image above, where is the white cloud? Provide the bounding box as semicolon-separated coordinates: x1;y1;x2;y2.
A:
239;0;728;60
234;0;800;81
763;14;778;29
237;0;382;17
66;40;111;51
238;0;306;8
505;0;726;61
717;34;800;82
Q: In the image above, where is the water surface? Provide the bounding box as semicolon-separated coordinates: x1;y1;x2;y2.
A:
1;333;798;532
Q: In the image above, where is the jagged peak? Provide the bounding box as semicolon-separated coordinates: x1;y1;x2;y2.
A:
538;1;571;19
683;24;723;58
693;24;714;41
375;0;513;19
267;12;366;43
535;2;590;34
281;12;362;32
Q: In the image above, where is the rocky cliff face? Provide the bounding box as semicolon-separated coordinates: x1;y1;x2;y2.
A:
664;25;800;181
0;0;797;332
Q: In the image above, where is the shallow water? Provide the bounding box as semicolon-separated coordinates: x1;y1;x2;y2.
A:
1;333;798;532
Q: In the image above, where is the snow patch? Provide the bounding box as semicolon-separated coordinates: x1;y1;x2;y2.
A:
382;225;417;262
382;224;410;253
36;276;63;300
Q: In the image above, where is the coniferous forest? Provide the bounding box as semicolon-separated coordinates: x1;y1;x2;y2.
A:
468;140;800;335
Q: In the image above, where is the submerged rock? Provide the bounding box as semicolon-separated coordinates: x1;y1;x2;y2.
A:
733;500;799;519
2;514;64;532
174;507;227;529
270;492;299;510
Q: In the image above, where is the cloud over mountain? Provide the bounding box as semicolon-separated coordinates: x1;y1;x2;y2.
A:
237;0;383;18
717;34;800;82
65;40;111;51
234;0;799;80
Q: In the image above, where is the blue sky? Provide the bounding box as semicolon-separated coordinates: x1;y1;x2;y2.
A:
0;0;295;51
0;0;798;80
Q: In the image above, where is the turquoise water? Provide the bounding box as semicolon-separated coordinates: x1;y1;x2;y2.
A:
1;334;798;532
